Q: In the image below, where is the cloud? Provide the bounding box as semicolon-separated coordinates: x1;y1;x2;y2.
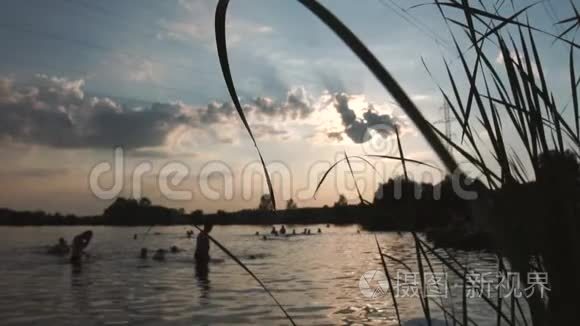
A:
0;75;191;149
250;87;313;120
327;131;343;141
191;88;314;126
198;101;236;124
333;93;399;143
0;75;319;152
0;75;404;155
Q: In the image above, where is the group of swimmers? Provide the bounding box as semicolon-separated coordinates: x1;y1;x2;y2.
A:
48;224;214;267
139;245;181;261
47;230;93;264
255;225;322;239
138;224;212;265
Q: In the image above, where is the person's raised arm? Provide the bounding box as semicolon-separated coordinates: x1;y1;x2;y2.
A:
78;230;93;249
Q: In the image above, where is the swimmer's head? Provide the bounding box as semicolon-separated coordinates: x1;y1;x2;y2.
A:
203;223;213;233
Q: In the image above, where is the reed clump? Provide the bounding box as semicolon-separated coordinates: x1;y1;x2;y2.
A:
213;0;580;324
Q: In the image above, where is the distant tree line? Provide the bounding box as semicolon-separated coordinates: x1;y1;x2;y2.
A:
365;174;481;230
0;176;481;228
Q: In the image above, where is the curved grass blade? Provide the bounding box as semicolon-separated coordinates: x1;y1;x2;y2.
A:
344;151;366;205
438;1;534;28
313;159;343;200
367;154;441;171
375;235;402;326
428;298;473;326
394;129;431;323
416;236;453;326
215;0;276;210
412;233;431;325
427;121;502;185
296;0;458;175
570;44;579;138
353;155;386;181
417;238;514;326
473;3;538;45
382;253;413;273
462;270;468;326
394;126;409;180
193;225;296;325
313;155;383;200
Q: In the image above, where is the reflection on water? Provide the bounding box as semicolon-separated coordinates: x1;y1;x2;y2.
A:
195;261;210;302
0;225;501;325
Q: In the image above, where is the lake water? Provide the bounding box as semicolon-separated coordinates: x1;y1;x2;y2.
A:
0;225;510;325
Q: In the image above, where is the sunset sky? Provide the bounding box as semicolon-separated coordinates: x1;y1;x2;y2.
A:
0;0;576;215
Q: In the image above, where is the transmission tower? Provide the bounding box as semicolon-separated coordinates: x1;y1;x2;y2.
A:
433;101;455;153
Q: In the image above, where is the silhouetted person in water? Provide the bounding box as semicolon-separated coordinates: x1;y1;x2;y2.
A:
317;228;322;234
270;226;278;236
133;234;137;240
48;237;70;255
195;224;213;264
153;249;166;261
292;229;296;235
139;248;148;259
307;229;311;235
70;230;92;264
170;245;180;253
195;224;213;280
280;225;286;235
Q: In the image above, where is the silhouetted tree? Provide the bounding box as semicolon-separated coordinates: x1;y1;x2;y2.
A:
334;194;348;207
103;197;177;225
258;194;274;211
139;197;151;207
286;198;297;209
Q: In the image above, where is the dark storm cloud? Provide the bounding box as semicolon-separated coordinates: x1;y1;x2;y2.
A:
199;101;236;124
0;76;190;149
250;88;313;120
3;75;403;151
327;131;344;141
0;76;317;150
333;93;399;143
